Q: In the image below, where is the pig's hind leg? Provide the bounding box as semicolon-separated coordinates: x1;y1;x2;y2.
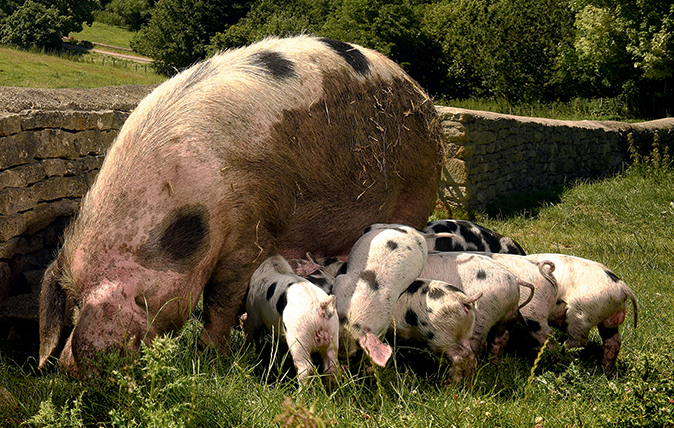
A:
598;326;621;371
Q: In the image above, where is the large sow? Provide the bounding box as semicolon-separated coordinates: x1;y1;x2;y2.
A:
38;36;442;374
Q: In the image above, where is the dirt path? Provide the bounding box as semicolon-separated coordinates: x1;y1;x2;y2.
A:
62;42;153;64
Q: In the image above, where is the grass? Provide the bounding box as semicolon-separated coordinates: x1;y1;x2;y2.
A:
0;46;164;88
2;156;673;427
440;97;644;122
68;21;135;49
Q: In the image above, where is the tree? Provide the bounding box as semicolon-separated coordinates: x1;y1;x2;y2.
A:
132;0;251;75
1;1;67;49
1;0;99;50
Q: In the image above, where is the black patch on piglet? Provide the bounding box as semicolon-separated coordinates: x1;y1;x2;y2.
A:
525;318;541;332
605;269;621;283
429;287;446;300
276;291;288;314
405;309;419;327
136;204;209;273
404;280;425;295
476;270;487;280
434;237;468;252
360;270;379;290
386;240;399;251
252;51;296;79
266;282;278;301
320;38;370;76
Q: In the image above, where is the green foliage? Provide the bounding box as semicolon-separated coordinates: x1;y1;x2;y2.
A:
0;1;68;50
0;0;99;50
131;0;250;75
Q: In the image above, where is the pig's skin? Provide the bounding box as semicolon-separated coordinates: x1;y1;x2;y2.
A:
245;255;339;385
333;224;428;367
471;253;558;347
420;252;535;360
523;254;638;371
390;278;479;384
38;36;442;374
423;220;526;255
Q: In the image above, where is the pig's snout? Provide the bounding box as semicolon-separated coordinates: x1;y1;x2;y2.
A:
64;282;154;375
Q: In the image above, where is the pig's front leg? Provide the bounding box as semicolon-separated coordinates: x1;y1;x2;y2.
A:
286;334;315;385
201;245;273;351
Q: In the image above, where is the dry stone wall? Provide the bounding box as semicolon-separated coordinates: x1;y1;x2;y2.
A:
1;86;673;346
0;86;155;344
436;106;674;211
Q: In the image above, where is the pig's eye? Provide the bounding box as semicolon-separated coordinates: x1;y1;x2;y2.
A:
135;295;148;312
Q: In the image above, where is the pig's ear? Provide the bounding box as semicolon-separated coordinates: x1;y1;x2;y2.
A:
358;332;392;367
289;257;322;277
319;295;336;318
38;260;68;369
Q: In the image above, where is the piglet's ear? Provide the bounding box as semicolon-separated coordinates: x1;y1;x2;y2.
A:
358;332;392;367
319;295;336;318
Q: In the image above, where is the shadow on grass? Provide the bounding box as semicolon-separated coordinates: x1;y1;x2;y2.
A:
484;185;567;219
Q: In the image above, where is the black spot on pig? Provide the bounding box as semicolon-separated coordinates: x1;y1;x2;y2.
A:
426;331;435;341
136;204;210;273
404;280;425;295
337;262;348;276
252;51;296;79
360;270;379;290
319;38;370;76
476;270;487;280
339;313;348;325
429;287;446;300
405;309;419;327
605;270;621;283
266;282;278;301
434;237;469;252
427;221;458;234
386;240;399;251
525;319;541;332
443;283;462;293
460;226;482;249
276;291;288;314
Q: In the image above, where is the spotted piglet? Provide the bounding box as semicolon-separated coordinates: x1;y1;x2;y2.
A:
333;224;428;367
523;253;638;371
473;253;558;347
244;255;339;385
390;278;481;384
423;220;526;255
420;252;535;360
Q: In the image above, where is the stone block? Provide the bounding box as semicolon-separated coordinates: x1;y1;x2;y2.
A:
34;129;80;160
0;213;25;243
442;158;468;185
0;162;46;191
0;187;38;216
32;176;89;202
42;156;103;177
0;234;43;259
77;129;118;156
0;113;22;136
0;132;39;169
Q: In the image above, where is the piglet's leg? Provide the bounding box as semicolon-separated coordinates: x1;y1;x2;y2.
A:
598;326;621;371
287;335;314;386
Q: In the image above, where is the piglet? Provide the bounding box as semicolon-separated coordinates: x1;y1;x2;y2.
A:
333;224;428;367
244;254;339;386
474;253;558;347
523;253;638;371
390;278;481;384
423;220;526;255
420;252;535;360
